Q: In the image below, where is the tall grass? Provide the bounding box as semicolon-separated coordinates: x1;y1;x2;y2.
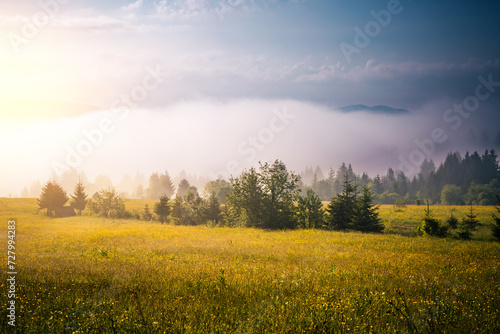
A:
1;199;499;333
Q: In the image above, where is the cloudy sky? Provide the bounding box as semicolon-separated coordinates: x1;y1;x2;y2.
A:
1;0;500;195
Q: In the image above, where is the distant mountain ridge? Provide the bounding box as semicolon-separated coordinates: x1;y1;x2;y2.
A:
338;104;409;114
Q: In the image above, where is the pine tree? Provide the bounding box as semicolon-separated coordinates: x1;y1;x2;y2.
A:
38;181;68;217
226;161;298;229
446;213;459;229
142;204;153;221
146;173;161;200
492;195;500;240
177;179;190;198
154;195;171;224
326;173;357;230
417;201;448;237
70;180;88;215
160;171;175;198
352;186;384;233
462;204;479;231
170;195;184;225
204;191;222;225
457;204;478;240
372;175;383;195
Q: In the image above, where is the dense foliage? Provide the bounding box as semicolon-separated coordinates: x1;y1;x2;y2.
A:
303;149;500;205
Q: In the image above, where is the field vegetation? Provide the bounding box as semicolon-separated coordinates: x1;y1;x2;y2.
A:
1;198;499;333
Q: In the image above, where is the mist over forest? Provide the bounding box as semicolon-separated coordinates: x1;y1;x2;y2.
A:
3;99;500;199
22;148;500;207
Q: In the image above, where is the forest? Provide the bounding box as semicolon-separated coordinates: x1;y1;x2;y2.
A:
36;149;500;240
302;149;500;205
29;149;500;207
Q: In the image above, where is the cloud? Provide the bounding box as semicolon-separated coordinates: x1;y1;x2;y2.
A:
296;59;500;83
151;0;302;20
53;15;127;31
122;0;145;11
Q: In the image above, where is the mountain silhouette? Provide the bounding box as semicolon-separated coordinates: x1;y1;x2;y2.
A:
338;104;409;114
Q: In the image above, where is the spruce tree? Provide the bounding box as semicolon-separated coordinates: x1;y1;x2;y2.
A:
492;195;500;240
326;173;357;230
160;171;175;198
146;173;162;200
457;204;478;240
38;181;68;217
462;204;479;231
154;195;171;224
204;191;222;225
417;201;448;237
352;185;384;233
70;180;88;215
446;213;459;229
142;204;153;221
170;195;184;225
177;179;190;198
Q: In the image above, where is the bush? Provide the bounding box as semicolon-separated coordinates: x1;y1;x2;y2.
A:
89;187;128;218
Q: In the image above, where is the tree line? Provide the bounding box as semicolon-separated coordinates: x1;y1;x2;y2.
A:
304;149;500;205
37;160;384;233
35;150;500;239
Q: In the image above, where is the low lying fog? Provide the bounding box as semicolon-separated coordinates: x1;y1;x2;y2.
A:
1;98;498;196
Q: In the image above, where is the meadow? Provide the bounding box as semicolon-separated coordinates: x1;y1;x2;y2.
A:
1;198;499;333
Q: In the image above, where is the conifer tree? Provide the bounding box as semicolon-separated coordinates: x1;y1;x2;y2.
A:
154;195;171;224
38;181;68;217
160;171;175;198
417;201;448;237
458;204;479;239
462;204;479;230
492;195;500;240
70;180;88;215
170;195;184;225
142;204;153;221
326;173;357;230
146;173;162;200
352;185;384;233
177;179;190;198
204;191;222;225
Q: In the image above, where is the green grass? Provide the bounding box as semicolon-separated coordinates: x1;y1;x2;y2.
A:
377;204;497;239
1;198;499;333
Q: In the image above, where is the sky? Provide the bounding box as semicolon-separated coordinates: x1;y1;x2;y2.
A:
0;0;500;196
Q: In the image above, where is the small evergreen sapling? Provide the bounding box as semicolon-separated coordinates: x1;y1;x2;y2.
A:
417;202;448;237
491;195;500;240
457;204;479;240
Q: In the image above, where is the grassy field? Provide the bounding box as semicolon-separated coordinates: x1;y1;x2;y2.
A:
1;198;499;333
